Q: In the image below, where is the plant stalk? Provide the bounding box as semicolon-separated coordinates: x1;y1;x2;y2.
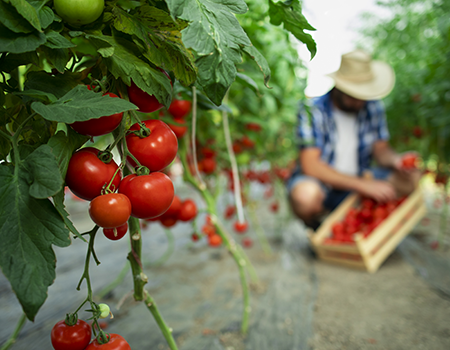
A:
0;313;27;350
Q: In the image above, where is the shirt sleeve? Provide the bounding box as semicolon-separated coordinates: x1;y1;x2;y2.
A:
371;100;390;141
297;102;323;150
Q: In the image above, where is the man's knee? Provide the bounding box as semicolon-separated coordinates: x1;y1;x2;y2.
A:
289;180;325;220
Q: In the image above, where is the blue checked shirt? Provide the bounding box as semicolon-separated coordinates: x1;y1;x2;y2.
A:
297;91;390;175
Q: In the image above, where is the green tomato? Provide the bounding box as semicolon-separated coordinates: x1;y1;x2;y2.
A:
54;0;105;26
98;303;110;319
236;152;250;165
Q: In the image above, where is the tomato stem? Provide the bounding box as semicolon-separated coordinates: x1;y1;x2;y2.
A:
0;313;27;350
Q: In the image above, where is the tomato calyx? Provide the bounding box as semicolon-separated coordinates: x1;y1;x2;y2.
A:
127;122;151;138
64;312;79;326
97;150;113;164
135;165;150;176
96;330;111;345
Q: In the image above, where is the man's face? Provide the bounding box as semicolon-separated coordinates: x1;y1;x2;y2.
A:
332;89;366;113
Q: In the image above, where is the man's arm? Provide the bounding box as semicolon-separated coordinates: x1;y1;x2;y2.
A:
300;147;397;202
372;140;401;169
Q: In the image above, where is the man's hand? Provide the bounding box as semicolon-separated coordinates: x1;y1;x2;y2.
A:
355;178;397;203
394;151;421;177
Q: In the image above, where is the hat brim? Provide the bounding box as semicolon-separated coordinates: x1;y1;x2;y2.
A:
327;60;395;101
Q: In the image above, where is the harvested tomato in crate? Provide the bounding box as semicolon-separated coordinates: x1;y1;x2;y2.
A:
307;183;427;273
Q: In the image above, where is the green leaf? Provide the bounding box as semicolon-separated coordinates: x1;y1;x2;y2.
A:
44;30;76;49
268;0;316;59
41;46;70;73
111;5;197;87
14;89;57;104
0;163;71;321
0;51;40;73
52;188;86;242
47;129;89;179
8;0;42;32
236;72;259;94
0;24;46;54
0;0;35;33
24;71;81;99
166;0;253;104
31;85;138;123
88;34;173;108
32;3;54;29
242;46;271;88
21;144;63;198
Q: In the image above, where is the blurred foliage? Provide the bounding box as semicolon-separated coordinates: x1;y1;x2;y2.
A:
358;0;450;170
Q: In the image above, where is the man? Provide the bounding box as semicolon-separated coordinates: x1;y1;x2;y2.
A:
288;49;420;229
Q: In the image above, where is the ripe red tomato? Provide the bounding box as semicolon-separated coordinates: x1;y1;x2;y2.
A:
331;222;344;237
103;223;128;241
126;119;178;172
224;205;236;219
200;158;216;175
53;0;104;26
270;202;279;213
70;91;123;136
51;319;92;350
412;126;423;138
232;142;243;154
118;173;174;219
162;195;182;218
127;80;166;113
168;118;187;138
168;99;192;119
401;154;417;169
89;193;131;228
65;148;121;201
191;232;200;241
245;122;262;132
233;221;248;234
160;217;177;227
201;147;216;159
240;135;255;148
178;199;198;221
85;333;131;349
242;237;253;248
208;234;222;247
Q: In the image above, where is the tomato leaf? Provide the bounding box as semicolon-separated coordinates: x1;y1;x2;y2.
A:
40;46;70;73
44;30;76;49
31;85;138;123
111;5;197;87
268;0;316;59
52;188;86;243
87;34;173;108
0;51;40;73
242;46;271;88
166;0;257;105
47;129;89;179
28;1;55;30
24;71;80;99
14;89;57;103
0;161;71;321
0;24;46;54
0;0;35;34
7;0;42;32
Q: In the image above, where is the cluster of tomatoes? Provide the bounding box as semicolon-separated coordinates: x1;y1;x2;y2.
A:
146;195;197;227
164;98;192;138
200;216;223;247
65;84;187;241
51;314;130;350
326;196;407;244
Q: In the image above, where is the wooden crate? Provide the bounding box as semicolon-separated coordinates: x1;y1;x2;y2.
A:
307;184;427;273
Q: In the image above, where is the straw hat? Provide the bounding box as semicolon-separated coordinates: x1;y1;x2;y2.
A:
327;49;395;101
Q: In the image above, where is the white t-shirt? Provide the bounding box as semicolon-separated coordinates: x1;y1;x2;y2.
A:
332;106;358;176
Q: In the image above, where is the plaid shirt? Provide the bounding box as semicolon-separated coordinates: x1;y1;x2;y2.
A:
297;91;390;175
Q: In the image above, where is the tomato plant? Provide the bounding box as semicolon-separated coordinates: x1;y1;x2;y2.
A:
53;0;104;26
126;119;178;172
85;333;131;350
89;193;131;228
51;318;92;350
118;173;174;219
65;148;122;201
103;223;128;241
233;221;248;234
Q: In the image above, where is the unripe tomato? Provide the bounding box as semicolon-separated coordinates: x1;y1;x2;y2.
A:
65;148;121;201
51;319;92;350
89;193;131;228
126;119;178;172
178;199;197;221
85;333;131;350
70;92;123;136
119;173;174;219
54;0;104;26
167;99;192;119
103;223;128;241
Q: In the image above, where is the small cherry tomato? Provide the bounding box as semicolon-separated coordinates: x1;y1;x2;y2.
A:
168;118;188;138
233;221;248;234
401;154;418;169
85;333;131;350
126;119;178;172
242;237;253;248
208;234;222;247
89;193;132;228
103;223;128;241
65;148;121;201
51;319;92;350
